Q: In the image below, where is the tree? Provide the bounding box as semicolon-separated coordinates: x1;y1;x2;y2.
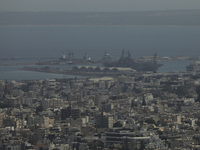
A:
36;106;44;114
0;103;10;108
113;121;123;127
88;141;104;150
196;120;200;126
21;84;29;92
157;130;163;135
142;95;146;106
133;88;142;94
131;101;138;108
152;92;160;98
145;118;155;124
162;84;173;93
176;85;187;96
135;76;144;82
123;137;129;150
140;140;145;150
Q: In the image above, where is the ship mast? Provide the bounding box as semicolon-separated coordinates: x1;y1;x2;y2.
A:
153;53;157;73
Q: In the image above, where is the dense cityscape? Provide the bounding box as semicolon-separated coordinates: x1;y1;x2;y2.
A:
1;59;200;149
1;1;200;149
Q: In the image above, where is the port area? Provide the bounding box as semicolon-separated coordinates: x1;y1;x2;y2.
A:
0;62;37;66
0;54;199;66
20;66;139;78
0;59;95;66
20;65;196;79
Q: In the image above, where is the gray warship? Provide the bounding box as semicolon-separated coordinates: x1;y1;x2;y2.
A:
103;50;163;72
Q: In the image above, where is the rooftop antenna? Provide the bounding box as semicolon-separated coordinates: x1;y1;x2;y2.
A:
68;50;71;59
127;50;131;57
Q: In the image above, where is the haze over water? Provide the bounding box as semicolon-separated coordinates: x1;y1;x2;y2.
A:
1;26;200;61
0;25;200;81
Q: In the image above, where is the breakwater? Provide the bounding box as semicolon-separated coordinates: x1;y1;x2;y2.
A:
20;66;133;78
0;62;36;66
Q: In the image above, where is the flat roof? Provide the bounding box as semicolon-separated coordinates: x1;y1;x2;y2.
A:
75;66;136;72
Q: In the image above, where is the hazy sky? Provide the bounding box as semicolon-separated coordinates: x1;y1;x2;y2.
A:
1;0;200;12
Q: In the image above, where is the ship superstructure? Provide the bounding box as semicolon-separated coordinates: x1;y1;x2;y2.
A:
58;52;93;65
102;52;111;62
103;50;163;72
59;53;67;61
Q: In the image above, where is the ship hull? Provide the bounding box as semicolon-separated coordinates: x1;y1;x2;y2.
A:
103;61;163;71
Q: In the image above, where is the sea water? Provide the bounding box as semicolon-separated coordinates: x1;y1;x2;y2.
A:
0;26;200;81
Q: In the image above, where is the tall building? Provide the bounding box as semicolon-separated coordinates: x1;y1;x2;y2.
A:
102;103;114;112
61;106;81;120
0;113;4;127
177;115;181;124
45;79;56;89
0;80;4;91
94;94;101;107
96;112;113;128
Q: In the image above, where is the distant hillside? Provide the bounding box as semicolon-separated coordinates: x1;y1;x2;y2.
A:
1;9;200;26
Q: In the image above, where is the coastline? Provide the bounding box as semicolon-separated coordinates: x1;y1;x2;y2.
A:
0;62;36;66
20;66;116;78
0;60;192;81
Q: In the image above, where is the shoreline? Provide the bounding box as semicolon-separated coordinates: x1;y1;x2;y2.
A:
20;66;131;78
0;62;36;66
0;58;197;67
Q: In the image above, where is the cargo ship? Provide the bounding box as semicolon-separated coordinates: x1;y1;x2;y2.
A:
59;52;93;65
103;50;163;72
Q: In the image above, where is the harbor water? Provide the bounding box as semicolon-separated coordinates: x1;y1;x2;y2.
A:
0;60;192;81
0;25;199;81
